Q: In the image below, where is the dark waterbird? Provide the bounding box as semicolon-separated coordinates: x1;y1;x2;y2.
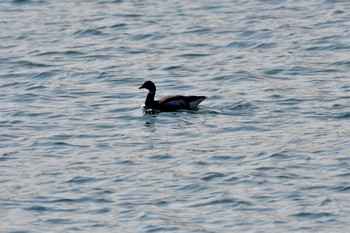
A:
139;80;207;112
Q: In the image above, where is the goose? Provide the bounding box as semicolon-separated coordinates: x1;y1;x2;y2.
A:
139;80;207;112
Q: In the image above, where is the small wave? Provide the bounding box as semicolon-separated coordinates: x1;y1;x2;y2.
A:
12;0;43;4
201;172;225;181
27;71;57;79
24;205;51;212
0;151;17;161
290;212;334;219
335;112;350;119
263;68;284;75
162;65;183;70
191;197;252;208
67;176;103;184
110;23;127;28
52;197;112;204
212;74;236;81
147;154;173;160
25;85;46;91
276;98;304;105
88;208;111;214
44;218;75;224
333;186;350;192
16;60;52;67
73;29;104;37
177;183;209;193
253;42;277;49
130;33;165;41
118;13;142;18
37;51;85;57
335;172;350;178
225;41;256;49
145;226;178;233
265;152;294;160
306;43;350;51
332;61;350;67
115;160;136;165
211;155;245;161
176;53;212;58
238;29;272;39
183;28;212;35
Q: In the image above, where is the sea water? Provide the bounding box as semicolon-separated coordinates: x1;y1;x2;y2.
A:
1;0;349;232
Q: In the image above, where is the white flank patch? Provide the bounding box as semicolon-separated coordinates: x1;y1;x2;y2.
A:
189;97;206;108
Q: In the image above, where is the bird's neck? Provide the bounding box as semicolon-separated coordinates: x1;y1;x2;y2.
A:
145;91;156;108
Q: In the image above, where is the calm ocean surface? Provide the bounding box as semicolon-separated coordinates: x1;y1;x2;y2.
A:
1;0;350;232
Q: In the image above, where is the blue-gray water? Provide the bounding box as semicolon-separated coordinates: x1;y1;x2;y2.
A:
1;0;350;232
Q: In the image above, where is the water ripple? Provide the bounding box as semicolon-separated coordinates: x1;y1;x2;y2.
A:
1;0;350;232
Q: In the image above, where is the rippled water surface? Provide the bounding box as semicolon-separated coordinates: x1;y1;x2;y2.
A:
1;0;350;232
